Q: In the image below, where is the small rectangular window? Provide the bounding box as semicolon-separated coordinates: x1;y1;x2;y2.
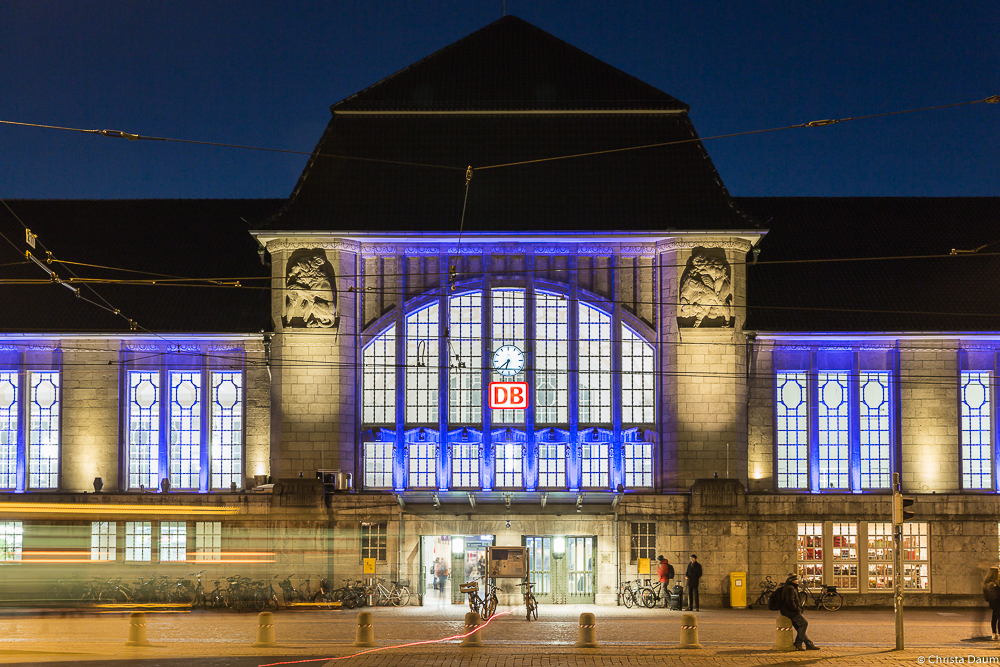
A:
160;522;187;562
867;522;893;590
91;521;116;561
125;521;152;562
494;442;523;488
830;522;858;590
364;442;394;489
624;441;652;488
451;443;479;488
630;522;655;563
797;522;823;586
902;522;929;590
407;442;436;488
195;522;221;561
537;443;566;488
0;521;23;561
361;522;387;562
581;441;609;488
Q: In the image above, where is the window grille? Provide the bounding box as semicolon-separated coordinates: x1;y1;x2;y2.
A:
91;521;116;561
210;372;242;490
0;521;22;561
361;522;387;561
860;372;891;489
449;292;482;424
451;443;479;488
622;325;655;425
818;372;850;489
491;289;525;425
578;304;611;425
902;523;930;590
630;522;656;562
128;371;160;490
406;304;439;424
160;522;187;562
169;371;201;489
777;373;809;489
961;371;992;489
797;522;823;586
408;443;436;488
0;372;18;489
125;521;152;562
830;522;858;590
535;292;568;424
537;443;565;488
362;326;396;424
363;442;394;489
494;442;523;488
868;522;893;590
196;522;221;561
624;441;652;488
28;371;60;489
581;441;609;488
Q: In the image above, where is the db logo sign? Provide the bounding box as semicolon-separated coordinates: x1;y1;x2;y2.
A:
489;382;528;409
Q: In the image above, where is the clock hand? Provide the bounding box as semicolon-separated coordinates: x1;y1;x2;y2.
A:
499;359;510;370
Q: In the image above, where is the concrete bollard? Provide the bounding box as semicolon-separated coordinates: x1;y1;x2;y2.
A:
774;614;796;651
677;613;702;649
253;611;276;647
461;612;484;647
574;612;599;648
125;611;150;646
353;610;376;647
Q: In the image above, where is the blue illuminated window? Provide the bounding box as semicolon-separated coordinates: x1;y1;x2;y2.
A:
860;372;891;489
363;442;393;489
362;326;395;424
449;292;482;424
622;325;655;425
495;442;523;488
451;443;479;488
961;370;992;490
537;443;566;488
170;371;201;490
491;289;525;425
128;371;160;490
624;441;652;488
776;372;809;490
0;372;18;490
210;372;242;490
581;441;609;488
27;371;60;489
579;304;612;425
408;442;436;488
536;292;568;424
817;373;849;489
406;304;439;424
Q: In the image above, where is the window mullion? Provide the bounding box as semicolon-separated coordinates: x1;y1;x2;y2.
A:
567;255;580;491
157;364;168;492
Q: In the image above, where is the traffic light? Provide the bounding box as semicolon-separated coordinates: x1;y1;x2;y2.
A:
892;492;916;524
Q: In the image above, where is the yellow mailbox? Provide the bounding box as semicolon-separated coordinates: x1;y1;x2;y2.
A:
729;571;747;608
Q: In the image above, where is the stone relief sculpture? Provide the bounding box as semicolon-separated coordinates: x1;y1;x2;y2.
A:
284;251;337;328
678;252;733;327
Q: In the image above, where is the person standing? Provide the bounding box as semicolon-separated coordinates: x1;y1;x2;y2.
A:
684;554;703;611
779;573;819;650
656;555;674;608
431;557;441;591
984;566;1000;640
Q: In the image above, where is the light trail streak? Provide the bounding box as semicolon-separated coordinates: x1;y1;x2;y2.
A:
258;610;513;666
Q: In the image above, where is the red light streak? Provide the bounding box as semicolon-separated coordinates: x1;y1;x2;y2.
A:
258;610;513;667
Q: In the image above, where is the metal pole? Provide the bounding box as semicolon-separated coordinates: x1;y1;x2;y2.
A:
893;472;904;650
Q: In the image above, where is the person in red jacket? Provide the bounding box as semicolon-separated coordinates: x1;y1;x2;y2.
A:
656;555;673;608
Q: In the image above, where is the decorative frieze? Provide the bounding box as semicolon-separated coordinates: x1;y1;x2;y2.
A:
125;343;160;352
579;245;614;255
403;246;444;254
620;245;657;255
489;245;530;254
361;245;398;254
534;246;572;254
266;240;361;253
208;344;243;352
447;245;485;254
658;238;753;253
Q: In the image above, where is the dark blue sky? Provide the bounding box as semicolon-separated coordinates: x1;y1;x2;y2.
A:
1;1;997;199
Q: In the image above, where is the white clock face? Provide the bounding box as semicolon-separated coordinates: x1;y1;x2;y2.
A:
492;345;525;377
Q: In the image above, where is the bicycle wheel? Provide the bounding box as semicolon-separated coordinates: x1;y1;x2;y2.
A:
798;590;809;609
253;590;267;612
482;594;497;620
392;587;410;607
527;594;538;621
100;589;126;604
622;589;635;609
468;595;480;616
822;592;843;612
640;588;656;609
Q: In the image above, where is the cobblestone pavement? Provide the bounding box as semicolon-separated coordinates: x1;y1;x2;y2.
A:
2;604;1000;666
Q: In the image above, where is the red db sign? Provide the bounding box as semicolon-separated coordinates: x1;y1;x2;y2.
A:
489;382;528;409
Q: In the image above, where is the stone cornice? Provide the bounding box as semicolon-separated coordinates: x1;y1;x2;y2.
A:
266;240;361;253
658;238;753;253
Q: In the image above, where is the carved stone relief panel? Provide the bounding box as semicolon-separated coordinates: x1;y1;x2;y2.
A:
283;249;337;329
677;248;733;328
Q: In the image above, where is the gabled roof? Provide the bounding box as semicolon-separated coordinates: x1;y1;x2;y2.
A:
333;15;688;112
740;197;1000;333
0;199;282;335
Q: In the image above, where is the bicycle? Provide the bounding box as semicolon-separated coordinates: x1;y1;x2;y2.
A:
798;581;843;611
517;580;538;621
617;579;640;608
461;580;499;619
749;575;778;609
639;580;668;609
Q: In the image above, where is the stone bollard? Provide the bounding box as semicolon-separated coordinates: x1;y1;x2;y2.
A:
574;612;599;648
677;613;702;649
253;611;276;647
461;612;484;647
353;610;376;647
774;614;796;651
125;611;150;646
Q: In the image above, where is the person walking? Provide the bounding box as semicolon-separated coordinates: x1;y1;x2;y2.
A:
656;555;674;608
984;566;1000;640
779;573;819;650
684;554;703;611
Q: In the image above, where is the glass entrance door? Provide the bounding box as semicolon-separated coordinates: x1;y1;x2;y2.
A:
525;535;596;604
525;536;552;603
567;536;595;603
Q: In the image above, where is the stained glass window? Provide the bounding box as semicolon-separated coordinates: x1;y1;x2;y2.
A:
0;372;18;489
128;371;160;490
28;371;59;489
818;372;849;489
170;371;201;489
860;372;891;489
777;373;809;489
210;372;242;490
961;371;992;489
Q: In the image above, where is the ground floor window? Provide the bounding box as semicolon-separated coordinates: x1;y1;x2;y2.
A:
125;521;152;562
797;523;824;585
831;523;859;590
160;522;187;562
0;521;23;561
630;522;655;563
196;522;221;561
91;521;116;561
361;522;387;562
901;523;929;590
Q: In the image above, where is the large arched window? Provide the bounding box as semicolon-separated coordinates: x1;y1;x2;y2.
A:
360;287;657;491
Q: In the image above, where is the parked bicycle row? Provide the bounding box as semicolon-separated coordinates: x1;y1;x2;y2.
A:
749;575;843;611
461;579;538;621
50;572;411;611
617;578;685;609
